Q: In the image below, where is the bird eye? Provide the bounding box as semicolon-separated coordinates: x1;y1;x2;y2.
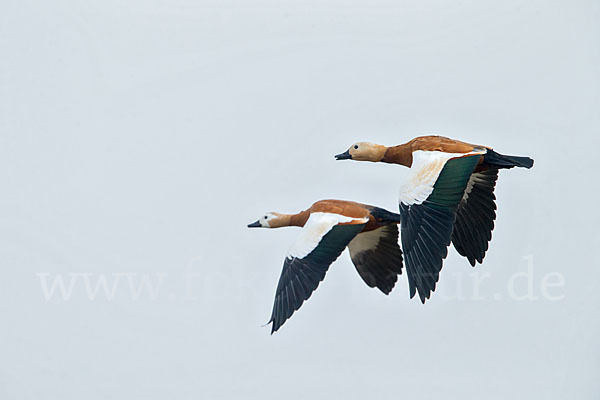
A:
264;216;268;219
354;145;359;149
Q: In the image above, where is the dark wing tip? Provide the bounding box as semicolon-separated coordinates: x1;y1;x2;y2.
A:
267;222;365;333
349;224;404;295
452;168;498;267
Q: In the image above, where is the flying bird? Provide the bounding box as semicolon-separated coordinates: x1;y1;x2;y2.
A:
335;135;533;303
248;199;403;333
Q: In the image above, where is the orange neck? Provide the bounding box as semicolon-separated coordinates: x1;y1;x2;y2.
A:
382;144;412;167
289;210;310;227
270;210;310;228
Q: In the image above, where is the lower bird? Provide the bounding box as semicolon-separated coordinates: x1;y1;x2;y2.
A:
248;199;403;333
335;135;533;303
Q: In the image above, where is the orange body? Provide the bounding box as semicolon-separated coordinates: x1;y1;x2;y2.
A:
382;136;487;167
287;200;388;233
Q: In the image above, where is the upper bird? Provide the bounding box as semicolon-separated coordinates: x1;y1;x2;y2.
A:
248;199;403;333
335;135;533;303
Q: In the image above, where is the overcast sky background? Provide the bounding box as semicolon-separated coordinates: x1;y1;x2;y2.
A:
1;0;599;398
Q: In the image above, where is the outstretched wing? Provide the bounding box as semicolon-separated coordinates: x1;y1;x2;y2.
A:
399;150;484;303
347;224;403;294
452;168;499;266
269;212;368;333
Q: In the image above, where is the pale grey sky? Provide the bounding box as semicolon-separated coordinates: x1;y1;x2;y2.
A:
1;0;599;398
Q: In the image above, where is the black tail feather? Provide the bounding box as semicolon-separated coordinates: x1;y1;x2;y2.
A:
484;149;534;169
369;207;401;224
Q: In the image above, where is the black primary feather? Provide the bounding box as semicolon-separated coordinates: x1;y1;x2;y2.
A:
452;168;499;266
269;222;365;333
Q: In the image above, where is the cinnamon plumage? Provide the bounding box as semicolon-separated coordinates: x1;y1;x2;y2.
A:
335;135;534;303
248;199;403;333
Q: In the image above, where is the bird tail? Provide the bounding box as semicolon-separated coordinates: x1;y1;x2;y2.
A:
484;149;534;169
370;207;401;224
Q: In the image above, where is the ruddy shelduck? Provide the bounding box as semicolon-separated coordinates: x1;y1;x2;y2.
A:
335;135;534;303
248;199;403;333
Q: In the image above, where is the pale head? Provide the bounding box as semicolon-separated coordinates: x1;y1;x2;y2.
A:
334;142;386;162
247;212;290;228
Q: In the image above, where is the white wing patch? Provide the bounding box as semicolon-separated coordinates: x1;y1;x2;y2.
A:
287;212;368;259
399;149;486;206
